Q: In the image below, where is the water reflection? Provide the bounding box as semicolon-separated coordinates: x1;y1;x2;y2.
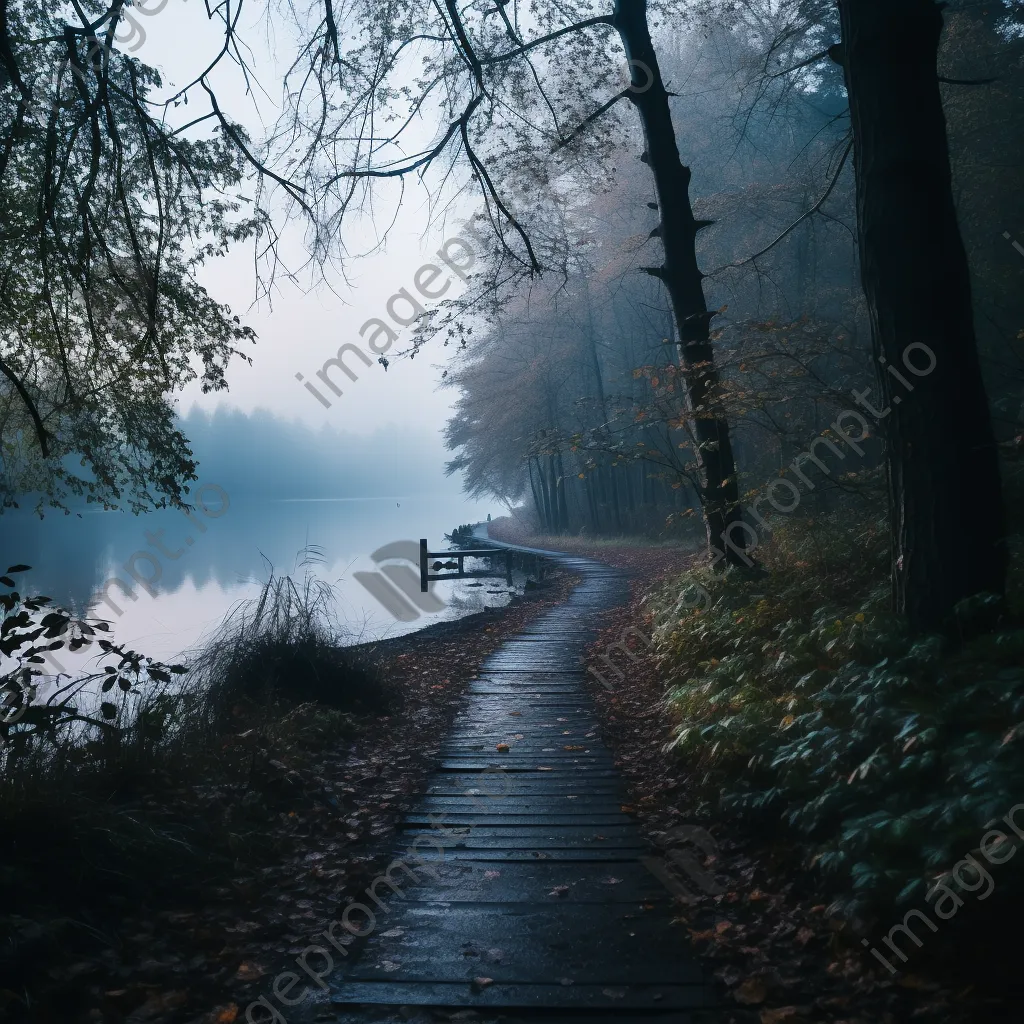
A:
0;492;498;662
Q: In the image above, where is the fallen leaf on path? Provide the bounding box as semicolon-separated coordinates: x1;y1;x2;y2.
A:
126;991;188;1021
548;885;571;897
735;978;769;1005
816;995;850;1009
716;965;741;987
234;962;266;982
471;976;494;991
210;1007;239;1024
602;988;626;999
760;1008;800;1023
496;743;510;753
898;974;940;991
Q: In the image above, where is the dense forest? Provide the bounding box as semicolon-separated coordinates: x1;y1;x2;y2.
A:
2;2;1024;1022
437;2;1024;628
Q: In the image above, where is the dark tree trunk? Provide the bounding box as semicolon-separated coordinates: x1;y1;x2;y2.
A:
839;0;1006;631
582;310;623;534
546;454;560;534
528;459;544;530
585;472;599;531
612;0;746;563
534;454;554;533
608;464;623;533
556;451;570;532
624;462;636;517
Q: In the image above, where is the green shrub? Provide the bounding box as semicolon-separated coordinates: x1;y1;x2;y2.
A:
649;513;1024;915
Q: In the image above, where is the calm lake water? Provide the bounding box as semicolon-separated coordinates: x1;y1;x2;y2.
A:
0;492;503;668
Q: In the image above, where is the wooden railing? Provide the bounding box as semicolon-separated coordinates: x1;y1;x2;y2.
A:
418;539;546;592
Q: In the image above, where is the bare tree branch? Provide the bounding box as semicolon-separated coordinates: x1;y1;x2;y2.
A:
554;88;630;150
0;356;50;456
707;137;854;275
767;45;833;79
480;15;614;65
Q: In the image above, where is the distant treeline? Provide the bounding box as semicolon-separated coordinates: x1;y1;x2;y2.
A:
178;407;452;501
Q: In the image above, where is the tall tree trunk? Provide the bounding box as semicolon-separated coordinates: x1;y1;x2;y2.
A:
534;453;554;533
585;471;599;531
528;459;544;531
624;461;636;519
583;294;623;535
546;453;560;534
613;0;746;563
608;464;623;533
556;451;570;532
839;0;1006;631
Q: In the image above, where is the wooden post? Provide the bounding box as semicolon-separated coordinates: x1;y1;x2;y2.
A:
506;549;513;586
419;539;428;592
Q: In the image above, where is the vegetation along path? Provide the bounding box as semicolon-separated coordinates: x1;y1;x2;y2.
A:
307;534;716;1023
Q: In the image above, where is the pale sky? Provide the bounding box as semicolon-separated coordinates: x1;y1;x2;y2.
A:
135;1;477;438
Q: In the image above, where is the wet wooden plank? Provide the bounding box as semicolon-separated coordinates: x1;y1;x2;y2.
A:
331;980;713;1010
322;540;715;1016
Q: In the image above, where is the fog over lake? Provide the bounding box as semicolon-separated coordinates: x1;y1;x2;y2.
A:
0;407;500;663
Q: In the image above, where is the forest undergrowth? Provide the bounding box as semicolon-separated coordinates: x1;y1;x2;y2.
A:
650;511;1024;924
569;498;1024;1019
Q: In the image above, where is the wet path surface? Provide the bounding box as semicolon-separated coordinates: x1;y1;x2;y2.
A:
319;537;716;1023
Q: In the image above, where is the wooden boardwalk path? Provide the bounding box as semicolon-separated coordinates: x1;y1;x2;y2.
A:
316;537;716;1023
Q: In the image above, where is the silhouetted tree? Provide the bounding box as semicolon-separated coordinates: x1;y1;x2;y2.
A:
837;0;1006;630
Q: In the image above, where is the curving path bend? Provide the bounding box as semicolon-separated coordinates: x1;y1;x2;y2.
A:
312;531;716;1024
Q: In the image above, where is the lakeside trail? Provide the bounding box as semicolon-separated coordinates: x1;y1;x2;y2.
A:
297;532;716;1023
1;561;583;1024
